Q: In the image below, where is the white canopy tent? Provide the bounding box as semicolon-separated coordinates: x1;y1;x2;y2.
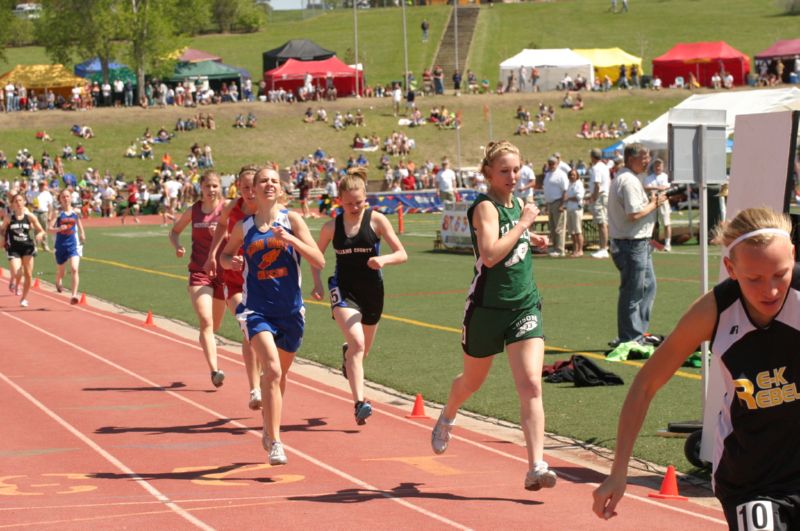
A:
623;87;800;150
499;49;594;92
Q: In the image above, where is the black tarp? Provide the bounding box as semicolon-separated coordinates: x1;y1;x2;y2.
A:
262;39;335;74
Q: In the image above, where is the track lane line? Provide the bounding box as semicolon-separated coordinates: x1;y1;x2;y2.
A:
15;290;724;525
0;310;471;531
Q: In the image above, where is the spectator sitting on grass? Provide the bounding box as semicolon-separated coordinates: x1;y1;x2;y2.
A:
140;142;153;160
332;112;345;131
246;113;256;128
303;107;314;123
62;145;74;160
75;144;90;161
233;114;246;128
124;142;137;158
515;119;533;136
532;114;547;133
316;108;328;122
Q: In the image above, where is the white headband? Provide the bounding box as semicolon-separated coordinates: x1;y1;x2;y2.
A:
724;228;792;257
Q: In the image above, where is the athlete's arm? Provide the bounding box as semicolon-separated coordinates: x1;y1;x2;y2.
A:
76;216;86;244
311;220;334;301
368;211;407;270
220;221;244;271
169;207;193;258
203;199;234;276
28;212;46;242
592;290;717;520
473;200;539;268
280;211;325;270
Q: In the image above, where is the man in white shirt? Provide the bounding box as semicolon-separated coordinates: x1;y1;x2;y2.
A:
553;152;572;174
436;159;457;204
607;143;666;345
34;180;54;251
514;161;536;203
588;148;611;258
542;156;569;256
643;158;671;251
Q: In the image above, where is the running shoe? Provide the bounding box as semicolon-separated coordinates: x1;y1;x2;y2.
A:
591;249;609;259
70;297;79;305
211;370;225;388
431;413;455;455
15;285;21;296
341;343;349;379
269;441;288;466
55;280;63;293
8;282;15;293
19;299;28;308
524;463;558;491
354;400;372;425
248;388;262;410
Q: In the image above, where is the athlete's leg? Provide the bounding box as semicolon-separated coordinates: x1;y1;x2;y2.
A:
251;331;283;442
277;347;295;396
226;293;259;392
442;354;494;420
68;255;80;299
8;257;21;291
188;285;220;372
507;337;546;467
55;260;66;292
333;306;368;402
19;255;34;302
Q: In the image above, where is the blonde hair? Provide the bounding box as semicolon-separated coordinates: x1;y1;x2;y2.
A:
714;207;792;255
340;167;368;194
480;140;521;176
200;170;219;184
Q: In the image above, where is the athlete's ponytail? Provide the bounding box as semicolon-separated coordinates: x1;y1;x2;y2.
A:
340;167;368;194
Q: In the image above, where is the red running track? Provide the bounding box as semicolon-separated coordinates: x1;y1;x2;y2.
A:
0;277;727;530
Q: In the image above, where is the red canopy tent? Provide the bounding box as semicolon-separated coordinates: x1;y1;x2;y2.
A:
263;57;363;97
755;39;800;82
652;41;750;88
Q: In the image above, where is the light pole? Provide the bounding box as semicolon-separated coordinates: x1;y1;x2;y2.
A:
453;1;462;173
401;0;409;92
353;0;360;97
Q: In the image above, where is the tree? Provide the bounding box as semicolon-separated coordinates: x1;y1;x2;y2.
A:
0;0;20;60
124;0;186;100
212;0;264;33
36;0;128;85
168;0;212;36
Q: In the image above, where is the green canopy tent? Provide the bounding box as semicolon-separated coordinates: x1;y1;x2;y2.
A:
170;60;242;90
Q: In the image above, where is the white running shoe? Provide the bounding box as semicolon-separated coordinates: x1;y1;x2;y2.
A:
269;440;288;466
20;299;29;308
663;244;672;252
431;413;455;455
248;388;262;410
591;249;609;259
525;462;558;491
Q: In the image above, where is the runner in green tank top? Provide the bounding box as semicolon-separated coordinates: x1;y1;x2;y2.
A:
431;141;558;492
466;194;540;310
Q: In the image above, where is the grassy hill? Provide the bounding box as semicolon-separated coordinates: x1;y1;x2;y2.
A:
2;0;798;87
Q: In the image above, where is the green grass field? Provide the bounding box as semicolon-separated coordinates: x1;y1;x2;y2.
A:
26;214;720;474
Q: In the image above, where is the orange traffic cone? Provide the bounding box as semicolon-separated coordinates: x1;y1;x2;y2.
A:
33;277;40;290
405;393;430;419
143;310;156;327
648;465;688;501
79;293;87;305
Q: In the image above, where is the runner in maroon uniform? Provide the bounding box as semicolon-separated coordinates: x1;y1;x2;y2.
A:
169;170;227;389
205;166;261;408
121;176;142;224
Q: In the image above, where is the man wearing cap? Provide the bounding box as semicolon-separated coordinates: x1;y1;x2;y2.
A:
587;148;611;258
607;143;667;345
543;156;569;257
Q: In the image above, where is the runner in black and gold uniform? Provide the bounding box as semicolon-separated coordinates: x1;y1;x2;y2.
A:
1;193;45;307
594;207;800;530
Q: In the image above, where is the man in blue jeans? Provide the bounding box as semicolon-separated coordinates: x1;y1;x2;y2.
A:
607;143;666;345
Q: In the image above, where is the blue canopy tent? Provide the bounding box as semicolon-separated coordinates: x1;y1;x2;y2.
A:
602;141;624;159
74;58;136;85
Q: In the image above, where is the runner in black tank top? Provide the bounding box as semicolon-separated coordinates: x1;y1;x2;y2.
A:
1;193;45;307
312;168;407;426
593;207;800;530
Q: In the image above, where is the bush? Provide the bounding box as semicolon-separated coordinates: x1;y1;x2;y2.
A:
778;0;800;14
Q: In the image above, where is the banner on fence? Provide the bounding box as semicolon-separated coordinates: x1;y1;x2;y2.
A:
440;202;473;250
366;189;478;215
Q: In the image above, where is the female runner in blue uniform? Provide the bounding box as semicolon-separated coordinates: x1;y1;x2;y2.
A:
52;189;86;304
220;167;325;466
311;166;407;425
1;193;46;307
593;207;800;530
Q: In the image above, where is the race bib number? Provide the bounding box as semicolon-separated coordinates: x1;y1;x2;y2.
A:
736;500;775;531
329;286;342;306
